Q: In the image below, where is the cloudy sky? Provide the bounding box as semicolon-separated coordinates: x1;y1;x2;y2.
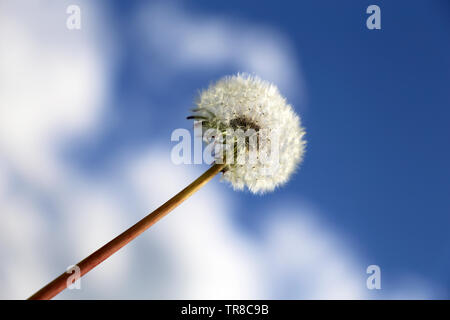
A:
0;0;449;299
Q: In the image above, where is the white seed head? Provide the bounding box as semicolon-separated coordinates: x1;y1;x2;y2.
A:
191;73;306;194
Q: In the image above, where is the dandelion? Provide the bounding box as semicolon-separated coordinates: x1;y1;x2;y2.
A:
189;73;306;193
28;74;306;299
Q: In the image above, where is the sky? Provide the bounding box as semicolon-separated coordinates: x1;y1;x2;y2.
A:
0;0;449;299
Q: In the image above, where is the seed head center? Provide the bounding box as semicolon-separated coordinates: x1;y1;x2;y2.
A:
229;117;260;132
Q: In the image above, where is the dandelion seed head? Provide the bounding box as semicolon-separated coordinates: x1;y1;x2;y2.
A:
191;73;306;194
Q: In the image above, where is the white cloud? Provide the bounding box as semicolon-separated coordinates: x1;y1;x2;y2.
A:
260;209;366;299
0;0;110;189
137;181;370;300
0;188;51;299
0;0;115;299
122;150;263;299
134;2;305;101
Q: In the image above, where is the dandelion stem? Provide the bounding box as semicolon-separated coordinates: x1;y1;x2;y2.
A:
28;162;226;300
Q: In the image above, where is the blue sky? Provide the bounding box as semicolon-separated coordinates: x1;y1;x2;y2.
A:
196;0;450;296
199;0;450;291
0;0;449;299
